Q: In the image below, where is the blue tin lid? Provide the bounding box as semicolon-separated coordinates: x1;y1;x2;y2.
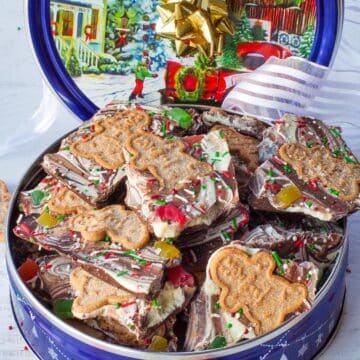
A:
26;0;343;121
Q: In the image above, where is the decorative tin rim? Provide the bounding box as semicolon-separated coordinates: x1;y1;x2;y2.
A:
25;0;344;122
5;132;349;359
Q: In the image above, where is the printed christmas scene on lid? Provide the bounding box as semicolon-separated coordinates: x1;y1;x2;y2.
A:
50;0;317;109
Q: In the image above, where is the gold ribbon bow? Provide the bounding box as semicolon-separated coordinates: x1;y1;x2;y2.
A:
156;0;234;57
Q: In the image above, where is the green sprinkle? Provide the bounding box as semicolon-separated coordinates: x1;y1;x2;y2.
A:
329;188;340;196
219;130;224;139
345;156;358;164
57;215;66;221
104;235;111;242
212;178;219;183
115;303;121;308
308;243;316;252
152;298;159;307
305;201;313;208
322;137;328;145
123;250;137;256
237;308;244;316
149;111;155;117
276;268;285;276
215;151;220;158
139;260;148;266
213;303;220;310
201;184;207;190
62;145;70;151
193;143;201;148
227;323;233;329
117;270;129;277
161;122;166;134
307;140;314;148
333;149;343;157
231;218;238;230
221;231;230;240
166;135;174;140
128;324;135;330
330;128;341;137
96;251;108;258
166;238;174;244
31;190;45;206
210;336;227;349
154;200;167;206
93;179;100;186
267;169;274;177
128;152;134;157
283;164;292;174
306;272;312;280
272;251;282;267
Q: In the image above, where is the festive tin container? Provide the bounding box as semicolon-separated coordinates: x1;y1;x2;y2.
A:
6;119;348;360
7;0;347;359
26;0;343;120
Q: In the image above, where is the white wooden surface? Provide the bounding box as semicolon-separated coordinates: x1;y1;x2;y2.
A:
0;0;359;359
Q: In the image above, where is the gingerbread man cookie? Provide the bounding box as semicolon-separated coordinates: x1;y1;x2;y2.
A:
279;143;360;201
68;205;150;249
70;110;151;169
209;247;307;335
125;132;213;191
48;188;93;215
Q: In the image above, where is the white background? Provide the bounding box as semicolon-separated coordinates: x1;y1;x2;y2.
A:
0;0;360;359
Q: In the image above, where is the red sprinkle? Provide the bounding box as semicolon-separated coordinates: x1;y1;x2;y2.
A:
143;263;152;272
104;251;116;259
8;325;13;330
166;120;171;131
143;338;151;346
171;188;177;194
151;194;160;200
19;223;32;236
275;120;285;125
294;239;304;248
222;171;231;179
147;178;157;184
82;134;88;140
244;328;249;335
193;179;201;187
23;346;29;351
121;301;136;308
307;179;318;191
44;264;52;270
271;156;284;166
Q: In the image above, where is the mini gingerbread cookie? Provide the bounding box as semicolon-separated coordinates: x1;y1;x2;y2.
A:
279;143;360;202
68;205;150;249
211;125;259;172
48;188;93;215
70;267;134;314
209;247;307;335
0;180;11;242
70;110;151;169
125;132;213;192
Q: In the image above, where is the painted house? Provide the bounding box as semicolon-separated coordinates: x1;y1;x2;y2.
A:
50;0;107;53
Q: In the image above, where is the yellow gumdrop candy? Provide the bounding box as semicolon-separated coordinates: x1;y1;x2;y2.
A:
154;241;181;259
275;185;302;208
148;335;168;352
36;212;59;228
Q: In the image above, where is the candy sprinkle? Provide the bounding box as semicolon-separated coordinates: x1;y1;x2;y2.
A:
210;336;227;349
117;270;129;277
213;303;220;310
328;188;340;197
237;308;244;316
272;251;283;267
152;298;159;307
227;323;233;329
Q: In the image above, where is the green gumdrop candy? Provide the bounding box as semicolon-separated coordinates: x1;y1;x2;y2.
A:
31;190;45;206
210;336;227;349
53;299;74;319
167;108;192;129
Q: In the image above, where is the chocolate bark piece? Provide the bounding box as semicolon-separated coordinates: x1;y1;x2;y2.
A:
14;213;166;299
177;205;249;275
26;255;75;303
258;114;358;163
184;244;319;351
250;114;360;221
124;130;240;238
201;108;268;140
245;212;344;265
70;266;195;344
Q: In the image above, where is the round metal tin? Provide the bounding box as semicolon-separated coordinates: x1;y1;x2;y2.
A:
26;0;344;122
5;133;348;360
